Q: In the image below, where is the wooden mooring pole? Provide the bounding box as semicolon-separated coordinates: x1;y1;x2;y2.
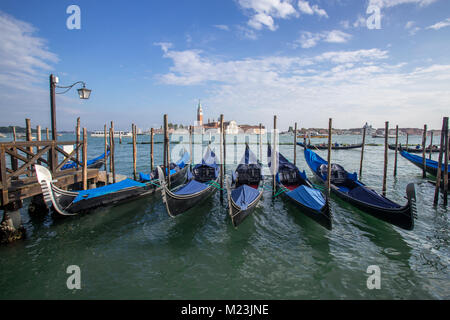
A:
36;125;41;165
422;124;427;178
294;122;297;166
382;121;389;196
82;128;88;190
359;125;366;177
110;121;116;183
220;114;224;197
132;124;137;180
433;117;447;205
394;125;398;177
272;115;277;195
150;127;154;171
163;114;169;188
76;117;80;167
104;124;108;184
429;131;434;160
259;123;262;161
10;127;18;172
223;122;226;177
46;128;49;141
25;119;33;176
327;118;332;197
444;124;449;206
406;133;409;149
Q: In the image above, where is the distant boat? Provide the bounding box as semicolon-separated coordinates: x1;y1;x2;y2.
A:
91;130;132;138
0;133;6;138
372;134;396;138
388;144;440;153
298;142;363;150
298;132;328;139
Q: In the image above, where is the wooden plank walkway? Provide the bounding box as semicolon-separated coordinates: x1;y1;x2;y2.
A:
0;168;100;206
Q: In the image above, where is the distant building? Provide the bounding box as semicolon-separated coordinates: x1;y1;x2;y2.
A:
192;101;262;134
238;124;265;134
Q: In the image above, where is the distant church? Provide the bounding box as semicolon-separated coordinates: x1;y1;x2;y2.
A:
197;100;203;126
193;100;263;134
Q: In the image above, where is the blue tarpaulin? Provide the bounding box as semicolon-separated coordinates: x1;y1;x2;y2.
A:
304;148;328;176
231;185;260;210
73;179;146;203
62;150;110;170
139;152;190;182
348;186;401;208
401;150;450;173
286;185;325;212
173;179;208;195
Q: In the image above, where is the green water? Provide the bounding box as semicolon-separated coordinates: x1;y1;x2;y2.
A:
0;133;448;299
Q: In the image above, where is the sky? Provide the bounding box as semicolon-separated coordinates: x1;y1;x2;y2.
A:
0;0;449;131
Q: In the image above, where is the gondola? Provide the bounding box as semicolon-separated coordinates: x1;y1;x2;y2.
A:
227;144;263;227
297;142;362;150
389;144;440;153
399;148;449;178
159;146;220;217
61;148;110;170
303;147;416;230
34;151;190;216
268;144;331;230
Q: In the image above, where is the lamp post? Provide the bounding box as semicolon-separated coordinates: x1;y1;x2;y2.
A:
49;74;91;141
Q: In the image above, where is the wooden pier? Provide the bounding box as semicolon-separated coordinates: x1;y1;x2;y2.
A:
0;137;103;244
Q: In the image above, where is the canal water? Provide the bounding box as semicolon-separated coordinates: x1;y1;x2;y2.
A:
0;132;448;299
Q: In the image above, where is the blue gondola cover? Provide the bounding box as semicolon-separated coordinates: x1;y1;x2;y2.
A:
348;186;401;208
401;150;449;172
73;178;146;203
174;180;208;195
231;185;260;210
61;150;110;170
286;185;325;211
139;152;189;181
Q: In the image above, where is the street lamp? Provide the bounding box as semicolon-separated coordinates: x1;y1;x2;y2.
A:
49;74;92;141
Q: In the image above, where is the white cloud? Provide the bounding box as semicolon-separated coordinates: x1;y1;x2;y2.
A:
236;1;328;32
248;12;277;31
353;15;367;28
405;21;415;29
405;21;421;35
426;18;450;30
369;0;438;8
0;11;62;127
214;24;230;31
340;20;350;29
324;30;352;43
298;1;328;17
296;30;352;48
154;44;450;128
237;0;297;31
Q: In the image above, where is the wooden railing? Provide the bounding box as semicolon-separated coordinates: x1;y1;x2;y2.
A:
0;140;84;206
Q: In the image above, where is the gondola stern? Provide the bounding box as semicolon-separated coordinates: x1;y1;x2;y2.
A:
34;165;75;216
406;183;418;222
156;166;175;218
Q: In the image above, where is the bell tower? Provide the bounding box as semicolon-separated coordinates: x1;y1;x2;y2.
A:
197;100;203;125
